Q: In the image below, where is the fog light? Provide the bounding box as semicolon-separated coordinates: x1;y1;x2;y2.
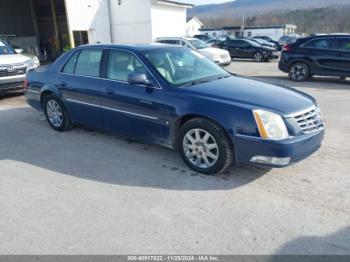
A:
250;156;291;166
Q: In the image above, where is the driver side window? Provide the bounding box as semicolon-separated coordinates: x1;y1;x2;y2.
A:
106;50;147;82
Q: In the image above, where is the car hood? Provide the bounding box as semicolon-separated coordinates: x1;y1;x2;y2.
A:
183;76;315;116
200;47;229;56
0;54;31;66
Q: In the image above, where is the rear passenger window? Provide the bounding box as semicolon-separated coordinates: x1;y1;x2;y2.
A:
337;38;350;51
62;51;79;74
304;39;336;49
107;50;147;82
74;50;102;77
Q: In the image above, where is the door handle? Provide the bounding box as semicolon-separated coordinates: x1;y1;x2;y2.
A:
139;99;153;105
60;82;67;87
106;88;115;95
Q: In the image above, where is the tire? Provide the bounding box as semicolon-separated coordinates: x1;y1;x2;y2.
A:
43;94;72;131
253;52;264;62
177;118;234;175
288;62;310;82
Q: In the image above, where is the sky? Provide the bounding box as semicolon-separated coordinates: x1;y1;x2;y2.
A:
185;0;231;5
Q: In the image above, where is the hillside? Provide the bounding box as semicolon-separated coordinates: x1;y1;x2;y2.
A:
189;0;350;34
188;0;350;19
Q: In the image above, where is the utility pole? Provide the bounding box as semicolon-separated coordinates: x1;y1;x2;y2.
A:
241;15;245;37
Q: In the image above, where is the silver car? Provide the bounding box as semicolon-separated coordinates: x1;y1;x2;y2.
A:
0;41;40;96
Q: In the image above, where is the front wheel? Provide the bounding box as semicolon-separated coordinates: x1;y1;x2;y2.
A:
44;94;72;131
253;52;264;62
178;118;234;175
288;62;310;82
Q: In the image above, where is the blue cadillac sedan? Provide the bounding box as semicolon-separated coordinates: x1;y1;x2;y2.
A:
25;44;325;174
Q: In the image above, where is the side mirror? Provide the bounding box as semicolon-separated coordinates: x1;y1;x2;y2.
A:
15;48;24;54
127;73;154;87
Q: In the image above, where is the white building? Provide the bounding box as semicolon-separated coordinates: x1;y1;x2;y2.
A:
65;0;193;45
0;0;192;60
186;17;203;37
198;28;226;38
242;25;297;40
200;24;297;40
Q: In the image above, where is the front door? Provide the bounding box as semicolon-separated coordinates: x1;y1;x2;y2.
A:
99;49;171;144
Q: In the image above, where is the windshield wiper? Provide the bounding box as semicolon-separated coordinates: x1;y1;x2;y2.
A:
216;75;231;80
181;79;213;88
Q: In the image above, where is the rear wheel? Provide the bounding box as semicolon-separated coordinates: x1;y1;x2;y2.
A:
43;94;72;131
288;62;310;82
178;118;234;175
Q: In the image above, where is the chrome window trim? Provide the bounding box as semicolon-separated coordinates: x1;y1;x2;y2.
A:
65;98;158;120
59;72;161;90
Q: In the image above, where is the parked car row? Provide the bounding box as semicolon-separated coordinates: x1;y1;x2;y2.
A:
155;37;232;66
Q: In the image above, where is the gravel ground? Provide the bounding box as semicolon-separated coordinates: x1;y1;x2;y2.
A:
0;61;349;255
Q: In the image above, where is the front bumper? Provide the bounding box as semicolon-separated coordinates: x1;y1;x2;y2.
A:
0;81;25;94
232;129;325;167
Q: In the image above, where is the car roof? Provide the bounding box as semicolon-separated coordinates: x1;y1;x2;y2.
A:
76;43;186;52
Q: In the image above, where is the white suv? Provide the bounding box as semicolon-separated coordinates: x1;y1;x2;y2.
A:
0;41;40;96
155;37;231;66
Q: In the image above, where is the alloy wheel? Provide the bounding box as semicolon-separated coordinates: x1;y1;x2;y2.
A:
46;99;63;128
253;52;263;62
290;64;307;81
183;128;219;169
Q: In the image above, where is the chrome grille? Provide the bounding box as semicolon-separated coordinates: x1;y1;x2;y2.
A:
0;64;27;77
294;107;324;134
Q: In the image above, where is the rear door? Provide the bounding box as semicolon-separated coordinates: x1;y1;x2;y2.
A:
58;49;103;127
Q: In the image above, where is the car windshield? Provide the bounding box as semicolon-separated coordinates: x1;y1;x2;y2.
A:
0;41;15;55
188;39;208;49
142;47;230;87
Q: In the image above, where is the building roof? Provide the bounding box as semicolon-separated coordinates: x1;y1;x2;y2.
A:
201;24;298;31
155;0;194;8
186;16;204;25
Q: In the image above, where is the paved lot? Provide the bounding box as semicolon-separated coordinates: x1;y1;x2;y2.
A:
0;61;349;255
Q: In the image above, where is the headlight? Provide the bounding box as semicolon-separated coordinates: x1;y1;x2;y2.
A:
33;57;40;67
253;109;289;140
26;57;40;68
26;59;35;68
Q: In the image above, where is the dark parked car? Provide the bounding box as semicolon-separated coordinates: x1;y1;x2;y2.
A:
249;38;277;49
253;36;283;51
25;44;325;174
279;34;350;82
221;39;278;62
279;35;299;46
